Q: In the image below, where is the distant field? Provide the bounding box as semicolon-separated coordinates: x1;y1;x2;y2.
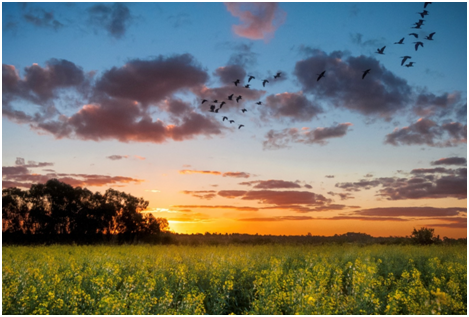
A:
2;244;466;315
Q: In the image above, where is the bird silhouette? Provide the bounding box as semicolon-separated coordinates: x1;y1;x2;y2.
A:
228;94;234;100
241;109;247;113
262;80;269;87
219;101;226;108
210;105;216;112
405;62;415;67
362;69;371;79
201;99;208;104
413;41;424;51
425;32;435;40
236;96;242;103
229;120;235;124
213;100;218;103
394;38;405;44
412;24;422;29
238;125;244;129
223;116;228;121
418;10;429;18
400;56;412;66
317;70;326;81
234;79;240;86
244;84;250;88
274;72;281;79
424;2;431;9
215;108;219;113
409;33;419;38
376;46;386;54
248;75;255;82
256;101;262;105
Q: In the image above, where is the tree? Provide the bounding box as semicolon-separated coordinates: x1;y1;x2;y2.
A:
410;227;440;245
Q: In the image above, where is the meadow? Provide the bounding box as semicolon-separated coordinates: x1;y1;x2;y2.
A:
2;244;466;315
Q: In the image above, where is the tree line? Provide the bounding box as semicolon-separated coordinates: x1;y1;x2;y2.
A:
2;179;168;244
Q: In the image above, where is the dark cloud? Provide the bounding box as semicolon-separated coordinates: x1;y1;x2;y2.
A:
413;91;462;118
95;54;208;106
214;65;247;86
294;49;412;120
223;172;251;178
353;207;466;217
325;175;335;178
181;190;217;200
424;217;467;229
385;118;467;147
106;155;128;160
327;191;355;200
263;123;352;150
240;190;330;206
23;7;64;30
218;190;248;198
239;179;302;189
224;3;286;41
431;157;467;166
87;3;132;39
262;92;323;122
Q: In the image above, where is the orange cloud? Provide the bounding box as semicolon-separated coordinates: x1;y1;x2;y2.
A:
172;205;259;212
179;170;222;175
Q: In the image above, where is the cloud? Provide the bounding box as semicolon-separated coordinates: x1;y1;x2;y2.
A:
239;179;302;189
385;118;467;147
107;155;128;160
237;215;407;222
431;157;467;166
214;65;247;86
353;207;466;217
179;170;222;176
87;3;133;39
218;190;248;198
238;216;313;222
327;191;355;200
225;2;286;41
22;7;64;30
181;190;217;200
424;217;467;229
223;172;251;178
171;205;259;212
179;170;251;178
294;50;412;120
261;92;323;122
263;123;352;149
233;190;330;206
325;175;335;178
413;91;462;118
167;13;191;28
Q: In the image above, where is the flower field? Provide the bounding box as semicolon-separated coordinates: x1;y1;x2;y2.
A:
2;244;466;315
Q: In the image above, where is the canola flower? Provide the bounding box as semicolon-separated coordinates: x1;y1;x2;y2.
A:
2;244;466;315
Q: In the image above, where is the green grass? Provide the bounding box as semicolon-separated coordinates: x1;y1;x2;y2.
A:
2;244;467;314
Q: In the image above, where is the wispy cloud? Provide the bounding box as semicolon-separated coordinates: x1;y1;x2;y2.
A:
179;170;251;178
87;3;133;39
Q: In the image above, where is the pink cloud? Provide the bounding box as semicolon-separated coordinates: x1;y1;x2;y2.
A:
225;2;286;41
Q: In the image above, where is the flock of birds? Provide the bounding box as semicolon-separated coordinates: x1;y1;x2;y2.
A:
375;2;435;68
200;2;436;130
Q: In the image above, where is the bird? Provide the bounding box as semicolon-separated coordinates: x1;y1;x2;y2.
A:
201;99;208;104
413;41;424;51
248;75;255;82
213;100;218;103
376;46;386;54
317;70;326;81
400;56;411;66
210;105;216;112
236;96;242;103
405;62;415;67
412;24;422;29
256;101;262;105
244;84;250;88
394;38;405;44
409;33;419;38
241;109;247;113
228;94;234;100
223;116;228;121
238;125;244;129
362;69;371;79
219;101;226;108
262;80;269;87
424;2;431;9
234;79;240;86
229;120;235;124
418;10;429;18
215;108;219;113
274;72;281;79
425;32;435;40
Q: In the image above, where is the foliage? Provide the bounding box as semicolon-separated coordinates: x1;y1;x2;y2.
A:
2;244;466;315
411;227;441;245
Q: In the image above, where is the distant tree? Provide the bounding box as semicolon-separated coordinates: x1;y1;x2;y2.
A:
411;227;440;245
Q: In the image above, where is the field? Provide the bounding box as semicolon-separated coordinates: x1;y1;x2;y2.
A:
2;244;467;315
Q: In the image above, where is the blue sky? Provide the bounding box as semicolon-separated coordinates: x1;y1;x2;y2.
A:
2;2;467;237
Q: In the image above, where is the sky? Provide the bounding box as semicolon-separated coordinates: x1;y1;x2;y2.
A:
2;1;467;238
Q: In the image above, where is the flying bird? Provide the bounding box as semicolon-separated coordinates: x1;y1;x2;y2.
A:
228;94;234;100
409;33;419;38
376;46;386;54
394;38;405;44
210;105;216;112
400;56;412;66
412;24;422;29
236;96;242;103
238;125;244;129
241;109;247;113
219;101;226;108
262;80;269;87
424;2;431;8
418;10;429;18
317;70;326;81
413;41;424;51
425;32;435;40
229;120;235;124
274;72;281;79
405;62;415;67
248;75;255;82
223;116;228;121
362;69;371;79
244;84;250;88
215;108;219;113
201;99;208;104
234;79;240;86
213;100;218;103
256;101;262;105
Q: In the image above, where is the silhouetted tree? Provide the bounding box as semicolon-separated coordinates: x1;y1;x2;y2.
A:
411;227;440;245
